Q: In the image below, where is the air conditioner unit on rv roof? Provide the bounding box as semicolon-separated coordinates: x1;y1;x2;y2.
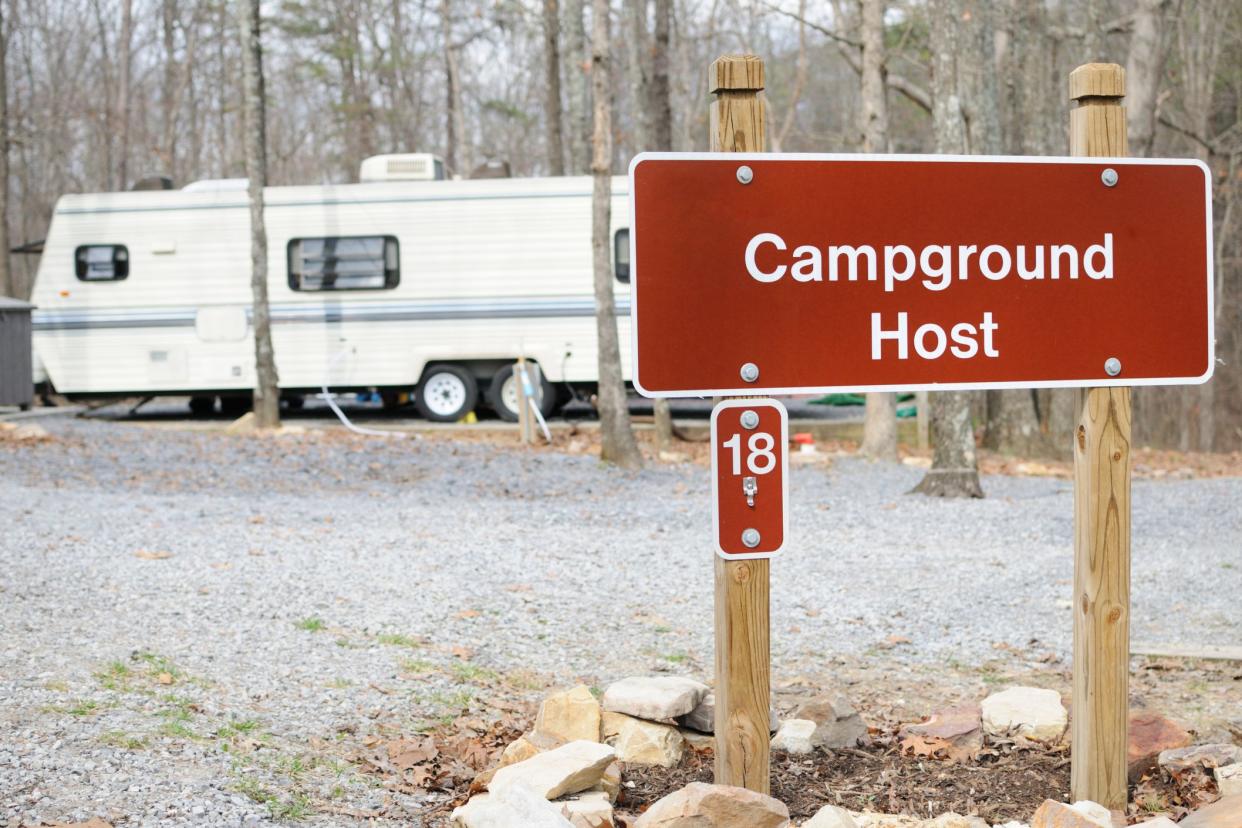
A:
359;153;446;183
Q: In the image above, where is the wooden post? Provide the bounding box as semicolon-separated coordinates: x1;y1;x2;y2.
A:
915;390;930;451
1068;62;1131;813
710;54;771;794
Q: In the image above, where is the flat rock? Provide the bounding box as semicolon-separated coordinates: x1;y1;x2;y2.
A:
1132;819;1177;827
1029;800;1111;828
850;814;921;827
793;695;867;749
451;786;576;827
1158;743;1242;772
590;761;621;803
558;790;615;828
981;687;1067;742
1180;795;1242;828
602;676;709;721
601;711;684;767
924;815;989;828
770;719;816;755
1128;710;1192;782
537;685;603;743
801;804;859;828
677;692;779;734
501;731;564;767
1216;762;1242;796
634;781;790;827
489;740;615;800
679;728;716;752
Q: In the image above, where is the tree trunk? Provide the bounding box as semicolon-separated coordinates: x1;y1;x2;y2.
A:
983;390;1053;456
591;0;642;469
564;0;590;173
441;0;469;176
543;0;566;175
913;0;983;497
624;0;651;151
1125;0;1168;158
0;0;10;298
857;0;897;462
647;0;674;449
160;0;178;176
238;0;280;429
117;0;134;189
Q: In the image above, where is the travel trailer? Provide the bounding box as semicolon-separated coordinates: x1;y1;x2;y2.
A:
28;154;633;421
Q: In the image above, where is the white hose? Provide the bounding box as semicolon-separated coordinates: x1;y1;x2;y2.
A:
519;363;552;443
319;348;408;439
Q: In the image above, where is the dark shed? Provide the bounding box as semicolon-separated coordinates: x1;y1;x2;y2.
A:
0;297;36;408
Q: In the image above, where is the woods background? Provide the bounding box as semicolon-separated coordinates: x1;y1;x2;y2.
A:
1;0;1239;452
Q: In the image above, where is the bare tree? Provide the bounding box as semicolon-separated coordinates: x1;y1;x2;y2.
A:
591;0;642;468
0;0;9;298
647;0;676;451
117;0;134;189
1126;0;1170;157
543;0;566;174
912;0;983;498
238;0;279;429
857;0;898;463
564;0;591;173
442;0;469;175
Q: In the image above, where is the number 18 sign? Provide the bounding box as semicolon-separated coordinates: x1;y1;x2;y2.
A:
711;399;789;559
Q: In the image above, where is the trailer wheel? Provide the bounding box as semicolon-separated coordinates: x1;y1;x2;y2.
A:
189;395;217;416
415;365;478;422
488;364;557;423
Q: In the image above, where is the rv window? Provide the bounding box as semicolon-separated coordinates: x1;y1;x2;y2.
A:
287;236;399;291
614;229;630;283
75;245;129;281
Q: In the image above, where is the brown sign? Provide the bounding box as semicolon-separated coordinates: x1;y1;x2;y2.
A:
712;399;788;559
629;154;1214;396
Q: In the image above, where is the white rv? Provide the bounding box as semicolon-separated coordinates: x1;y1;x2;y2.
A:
28;154;634;421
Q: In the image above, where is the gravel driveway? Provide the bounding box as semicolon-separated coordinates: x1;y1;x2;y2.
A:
2;417;1239;826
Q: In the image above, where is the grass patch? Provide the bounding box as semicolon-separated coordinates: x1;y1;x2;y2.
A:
268;792;313;820
661;652;689;664
100;730;148;749
376;632;421;648
296;617;326;633
449;662;498;684
399;658;436;674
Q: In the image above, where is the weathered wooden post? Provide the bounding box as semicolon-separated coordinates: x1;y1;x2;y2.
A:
1068;62;1132;813
709;54;771;794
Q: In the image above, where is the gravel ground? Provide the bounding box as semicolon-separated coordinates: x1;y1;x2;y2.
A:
1;416;1239;827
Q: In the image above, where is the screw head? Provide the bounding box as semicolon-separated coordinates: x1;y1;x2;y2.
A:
740;362;759;383
736;165;754;185
740;410;759;429
1101;168;1119;187
741;528;761;548
1104;357;1122;376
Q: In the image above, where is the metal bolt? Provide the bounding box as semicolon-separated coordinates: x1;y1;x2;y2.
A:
740;362;759;383
740;410;759;429
736;165;754;185
1101;168;1118;187
741;528;761;548
1104;357;1122;376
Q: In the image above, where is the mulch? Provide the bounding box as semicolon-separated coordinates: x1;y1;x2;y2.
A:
621;739;1070;824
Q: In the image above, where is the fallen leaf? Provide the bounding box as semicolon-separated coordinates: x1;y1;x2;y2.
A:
211;562;232;570
455;609;481;619
134;549;173;560
451;646;475;660
157;672;174;685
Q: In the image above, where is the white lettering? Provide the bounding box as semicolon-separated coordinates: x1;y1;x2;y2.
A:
980;245;1012;280
829;245;877;282
950;322;979;358
980;312;999;357
1084;233;1113;280
791;245;822;282
883;245;916;292
871;312;908;360
920;245;953;292
1051;244;1078;280
1016;245;1044;280
745;233;787;283
914;323;948;359
957;245;978;280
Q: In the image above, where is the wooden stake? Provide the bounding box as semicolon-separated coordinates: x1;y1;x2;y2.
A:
1068;62;1131;813
710;54;771;795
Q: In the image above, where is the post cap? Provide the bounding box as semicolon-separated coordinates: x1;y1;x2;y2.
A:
710;55;765;94
1069;63;1125;101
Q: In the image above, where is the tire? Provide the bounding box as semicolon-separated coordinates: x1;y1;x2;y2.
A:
488;363;557;423
189;395;217;416
282;394;305;410
219;395;250;416
415;365;478;422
